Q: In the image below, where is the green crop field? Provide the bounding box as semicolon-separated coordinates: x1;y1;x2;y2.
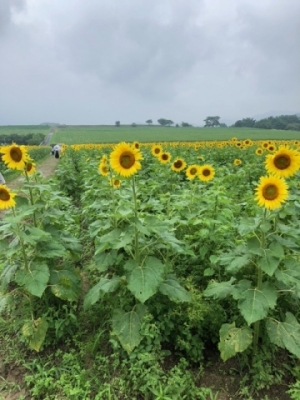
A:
0;125;51;136
51;125;300;144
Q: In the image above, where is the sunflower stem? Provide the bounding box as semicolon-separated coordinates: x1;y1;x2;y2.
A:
131;176;139;263
252;209;266;361
12;208;30;273
25;170;37;227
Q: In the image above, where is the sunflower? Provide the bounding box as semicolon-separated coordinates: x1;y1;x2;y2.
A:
1;143;30;170
265;146;300;178
151;144;162;157
255;148;264;156
110;142;143;177
186;165;200;180
24;161;36;175
159;152;171;164
255;175;288;210
171;158;186;172
234;159;242;166
110;178;121;188
198;165;215;181
98;161;110;176
0;185;16;209
267;144;276;153
133;141;140;150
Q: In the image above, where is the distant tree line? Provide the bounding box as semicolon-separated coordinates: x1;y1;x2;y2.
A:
234;115;300;131
0;133;45;145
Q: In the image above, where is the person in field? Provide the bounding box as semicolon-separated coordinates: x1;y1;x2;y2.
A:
53;144;61;159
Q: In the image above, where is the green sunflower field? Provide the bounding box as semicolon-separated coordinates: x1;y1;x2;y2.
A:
1;137;300;399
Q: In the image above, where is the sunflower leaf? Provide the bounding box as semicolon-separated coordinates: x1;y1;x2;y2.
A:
218;322;253;361
127;256;164;303
15;262;49;298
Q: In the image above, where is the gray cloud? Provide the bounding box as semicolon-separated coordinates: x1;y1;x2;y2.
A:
0;0;299;125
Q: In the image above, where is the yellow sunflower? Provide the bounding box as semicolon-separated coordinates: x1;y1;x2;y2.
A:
24;161;36;175
110;178;121;188
159;152;171;164
151;144;163;157
255;148;264;156
198;165;215;181
98;161;110;176
265;146;300;178
133;141;140;150
171;158;186;172
255;175;288;210
0;185;16;209
234;159;242;166
1;143;30;170
110;142;143;177
186;165;200;180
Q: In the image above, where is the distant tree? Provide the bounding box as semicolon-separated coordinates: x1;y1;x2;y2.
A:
220;123;227;128
115;121;120;127
204;116;220;127
176;124;179;127
157;118;174;126
131;123;137;127
234;120;243;127
146;119;153;125
181;122;193;127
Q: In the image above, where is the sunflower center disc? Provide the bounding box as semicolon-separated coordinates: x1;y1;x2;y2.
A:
274;155;291;170
120;152;135;169
203;169;210;176
11;147;22;162
154;149;160;154
190;168;197;175
162;154;168;160
26;163;32;172
263;184;278;200
0;189;10;201
174;161;182;168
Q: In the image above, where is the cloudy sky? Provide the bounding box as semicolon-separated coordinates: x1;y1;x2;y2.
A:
0;0;299;126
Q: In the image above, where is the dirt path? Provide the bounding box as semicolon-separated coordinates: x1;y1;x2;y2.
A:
7;155;59;191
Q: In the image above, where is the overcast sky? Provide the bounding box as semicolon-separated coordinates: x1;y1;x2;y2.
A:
0;0;299;126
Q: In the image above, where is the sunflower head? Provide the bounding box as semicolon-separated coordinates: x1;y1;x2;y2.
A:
255;148;263;156
159;152;171;164
265;146;300;178
98;161;110;176
255;175;288;210
110;142;143;177
1;143;30;170
0;185;16;209
151;144;162;157
171;158;186;172
186;165;200;180
234;159;242;166
133;141;140;150
198;165;215;181
24;161;36;175
110;178;121;188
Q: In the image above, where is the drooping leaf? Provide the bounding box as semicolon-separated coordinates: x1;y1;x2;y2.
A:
127;256;164;303
36;240;67;258
203;277;236;300
94;250;118;272
159;275;191;303
238;282;277;325
84;275;121;310
49;264;81;302
219;322;253;361
15;262;49;297
266;313;300;358
22;318;48;352
112;304;147;354
275;258;300;290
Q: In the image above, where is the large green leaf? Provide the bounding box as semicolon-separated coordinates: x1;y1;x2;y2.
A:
36;240;67;258
159;275;191;303
49;264;81;302
112;304;147;354
266;313;300;358
238;282;277;325
127;256;164;303
15;262;49;297
84;275;121;310
219;322;253;361
275;258;300;290
22;318;48;352
203;277;236;300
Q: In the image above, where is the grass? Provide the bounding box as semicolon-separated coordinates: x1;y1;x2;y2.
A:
0;125;51;136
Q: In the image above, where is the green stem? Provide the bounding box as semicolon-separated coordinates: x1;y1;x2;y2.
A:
253;209;267;358
25;171;37;227
131;176;139;263
12;208;29;272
